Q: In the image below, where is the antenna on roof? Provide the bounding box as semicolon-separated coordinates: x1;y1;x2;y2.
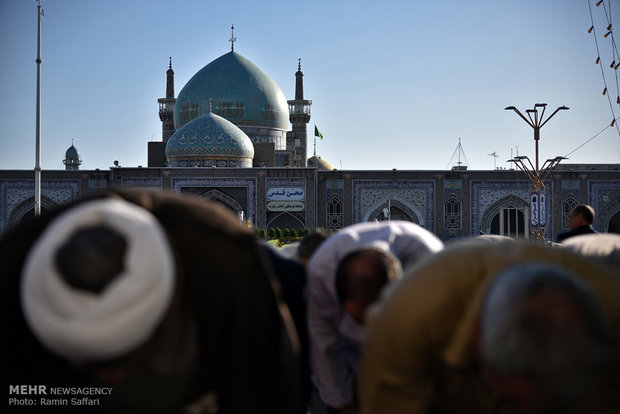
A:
488;151;498;170
446;138;469;170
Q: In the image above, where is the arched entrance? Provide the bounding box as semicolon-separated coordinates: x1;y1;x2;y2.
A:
8;196;57;229
364;198;421;225
266;212;305;232
372;205;419;223
600;199;620;234
480;195;529;238
198;189;244;217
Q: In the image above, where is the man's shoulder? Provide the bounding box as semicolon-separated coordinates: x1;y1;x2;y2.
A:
558;226;597;242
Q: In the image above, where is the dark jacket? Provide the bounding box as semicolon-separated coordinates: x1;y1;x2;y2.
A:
557;225;597;243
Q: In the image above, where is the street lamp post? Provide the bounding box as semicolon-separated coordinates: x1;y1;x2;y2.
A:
504;103;569;240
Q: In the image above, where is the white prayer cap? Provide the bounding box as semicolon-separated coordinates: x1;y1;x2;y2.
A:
21;198;175;362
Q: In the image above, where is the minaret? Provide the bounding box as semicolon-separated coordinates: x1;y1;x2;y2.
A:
158;57;176;143
63;140;81;171
287;59;312;167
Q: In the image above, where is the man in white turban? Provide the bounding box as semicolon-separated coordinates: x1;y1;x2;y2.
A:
2;191;301;414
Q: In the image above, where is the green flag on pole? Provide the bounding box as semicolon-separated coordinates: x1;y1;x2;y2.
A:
314;125;323;140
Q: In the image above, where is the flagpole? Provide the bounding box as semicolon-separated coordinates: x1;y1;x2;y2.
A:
314;134;316;157
34;0;43;216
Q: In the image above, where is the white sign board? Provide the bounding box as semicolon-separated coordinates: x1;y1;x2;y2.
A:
266;187;305;201
267;201;305;212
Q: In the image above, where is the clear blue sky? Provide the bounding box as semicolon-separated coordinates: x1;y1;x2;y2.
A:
1;0;618;171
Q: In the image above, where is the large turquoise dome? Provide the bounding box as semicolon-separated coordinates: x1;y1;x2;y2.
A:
174;51;289;131
165;112;254;168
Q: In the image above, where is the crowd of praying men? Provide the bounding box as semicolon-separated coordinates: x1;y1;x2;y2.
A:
2;191;619;414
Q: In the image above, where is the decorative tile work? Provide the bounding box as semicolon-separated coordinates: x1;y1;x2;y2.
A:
352;180;435;231
266;177;306;187
170;177;256;225
174;51;290;132
121;177;162;192
589;180;620;231
326;180;344;190
443;179;462;241
0;180;80;233
561;180;580;193
326;180;344;230
560;181;580;231
327;197;343;229
166;113;254;159
472;180;554;237
88;179;107;190
168;158;251;168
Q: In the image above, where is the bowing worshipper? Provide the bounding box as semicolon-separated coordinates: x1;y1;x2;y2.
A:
2;190;302;414
561;233;620;279
295;229;331;269
306;221;444;414
359;239;620;414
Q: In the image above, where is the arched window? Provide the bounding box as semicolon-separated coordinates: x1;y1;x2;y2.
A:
327;198;343;230
444;198;461;230
562;198;578;231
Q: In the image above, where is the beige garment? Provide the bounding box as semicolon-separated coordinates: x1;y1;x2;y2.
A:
359;240;620;414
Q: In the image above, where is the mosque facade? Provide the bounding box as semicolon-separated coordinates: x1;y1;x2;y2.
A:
1;42;619;241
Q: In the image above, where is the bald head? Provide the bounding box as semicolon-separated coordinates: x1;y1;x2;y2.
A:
481;263;609;411
335;247;402;324
569;204;595;230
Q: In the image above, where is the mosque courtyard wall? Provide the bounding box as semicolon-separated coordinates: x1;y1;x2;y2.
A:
1;166;618;241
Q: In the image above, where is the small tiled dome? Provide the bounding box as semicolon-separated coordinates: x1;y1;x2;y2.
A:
165;112;254;168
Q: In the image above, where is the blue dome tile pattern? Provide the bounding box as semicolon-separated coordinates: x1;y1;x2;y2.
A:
165;112;254;168
174;51;289;131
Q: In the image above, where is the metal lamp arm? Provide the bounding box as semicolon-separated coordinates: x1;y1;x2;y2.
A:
513;160;537;182
507;108;535;128
540;107;564;128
